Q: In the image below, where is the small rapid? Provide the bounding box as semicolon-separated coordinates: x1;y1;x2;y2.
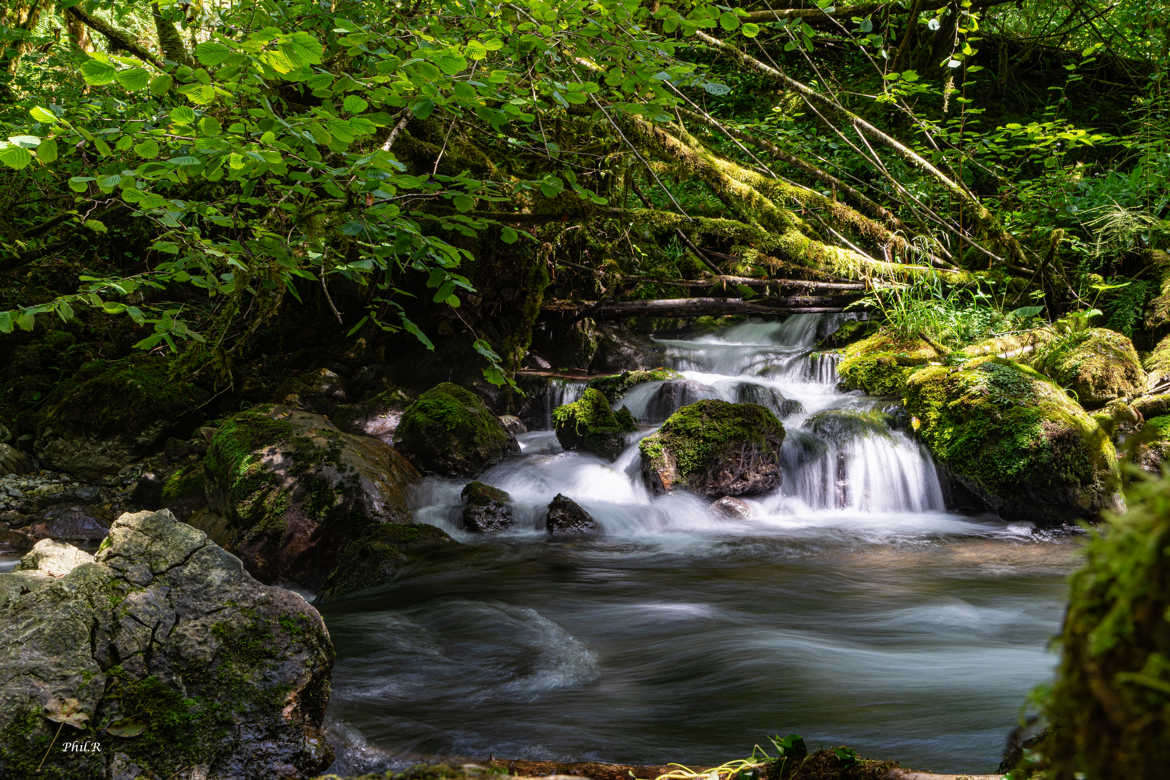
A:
321;315;1077;775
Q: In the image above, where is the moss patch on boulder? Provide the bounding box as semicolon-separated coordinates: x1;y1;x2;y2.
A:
587;368;681;405
1032;327;1146;408
1043;474;1170;778
394;382;519;476
1145;332;1170;390
904;357;1121;525
639;400;785;498
815;318;878;350
553;388;636;460
836;331;940;397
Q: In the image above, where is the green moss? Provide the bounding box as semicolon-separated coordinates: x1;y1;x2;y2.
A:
1043;474;1170;778
806;409;889;443
553;388;635;460
587;368;681;404
640;400;784;480
394;383;516;476
816;319;878;350
1147;415;1170;439
1032;327;1146;408
161;463;205;503
904;356;1120;524
836;330;939;396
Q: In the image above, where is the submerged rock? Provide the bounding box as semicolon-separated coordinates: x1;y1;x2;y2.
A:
0;509;333;779
805;409;890;444
461;481;515;533
553;388;636;461
202;405;419;587
1032;327;1146;408
641;379;718;423
710;496;752;520
639;400;785;499
904;357;1121;525
394;382;519;476
545;494;600;536
317;522;459;603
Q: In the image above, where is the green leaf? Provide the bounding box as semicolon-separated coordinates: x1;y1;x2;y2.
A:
80;59;117;86
198;115;222;136
741;22;760;38
0;144;33;170
435;51;468;75
30;106;57;124
149;74;174;96
116;68;151;91
36;138;58;164
539;175;564;198
96;174;122;192
105;718;147;738
83;219;107;234
343;95;369;114
452;194;474;212
171;106;196;125
401;314;434;350
719;12;739;31
500;225;518;244
281;31;324;67
68;176;94;193
133;139;160;159
0;311;11;334
195;41;233;67
410;97;435;119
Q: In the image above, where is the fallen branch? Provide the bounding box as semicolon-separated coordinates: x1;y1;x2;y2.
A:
544;297;861;320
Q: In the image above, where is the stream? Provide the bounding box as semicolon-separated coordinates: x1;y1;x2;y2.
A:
320;316;1080;775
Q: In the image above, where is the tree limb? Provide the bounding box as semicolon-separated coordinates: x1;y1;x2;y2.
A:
64;6;162;68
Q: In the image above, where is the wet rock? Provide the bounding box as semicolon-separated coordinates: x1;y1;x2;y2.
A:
317;522;459;603
24;506;108;544
499;415;527;436
202;405;420;587
1092;398;1144;443
643;380;719;423
17;538;94;577
461;481;514;533
394;383;519;476
332;386;415;445
587;368;682;405
780;429;829;470
0;509;333;779
0;443;32;475
545;494;600;536
639;400;785;499
904;357;1122;525
1032;327;1146;408
553;388;636;461
806;409;890;444
815;317;877;349
710;496;752;520
734;382;803;418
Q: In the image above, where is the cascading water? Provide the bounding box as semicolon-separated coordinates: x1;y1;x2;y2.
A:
320;315;1077;777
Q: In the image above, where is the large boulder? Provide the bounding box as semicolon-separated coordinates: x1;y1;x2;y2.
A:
553;388;636;460
836;331;940;396
639;400;785;498
0;509;333;779
734;382;803;418
33;358;208;482
545;494;600;536
460;481;514;533
904;357;1122;525
316;522;459;603
394;382;519;476
1043;474;1170;778
202;405;419;587
1032;328;1146;408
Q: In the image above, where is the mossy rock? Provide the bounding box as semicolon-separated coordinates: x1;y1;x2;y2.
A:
553;388;636;460
394;382;519;476
639;400;785;498
1043;474;1170;779
836;331;940;397
545;494;600;536
1133;415;1170;474
316;522;459;603
1032;328;1146;408
1144;332;1170;390
587;368;681;405
33;357;208;480
203;405;420;587
904;357;1122;525
960;326;1056;362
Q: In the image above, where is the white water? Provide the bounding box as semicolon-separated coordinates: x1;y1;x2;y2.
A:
322;315;1076;775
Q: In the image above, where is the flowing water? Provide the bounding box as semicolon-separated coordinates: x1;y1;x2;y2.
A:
320;316;1080;775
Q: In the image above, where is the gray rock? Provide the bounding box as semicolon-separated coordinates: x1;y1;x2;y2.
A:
644;380;718;423
0;509;333;779
460;482;514;533
546;494;600;536
316;522;459;604
0;443;33;476
499;415;527;436
735;383;803;418
18;538;94;576
710;497;753;520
